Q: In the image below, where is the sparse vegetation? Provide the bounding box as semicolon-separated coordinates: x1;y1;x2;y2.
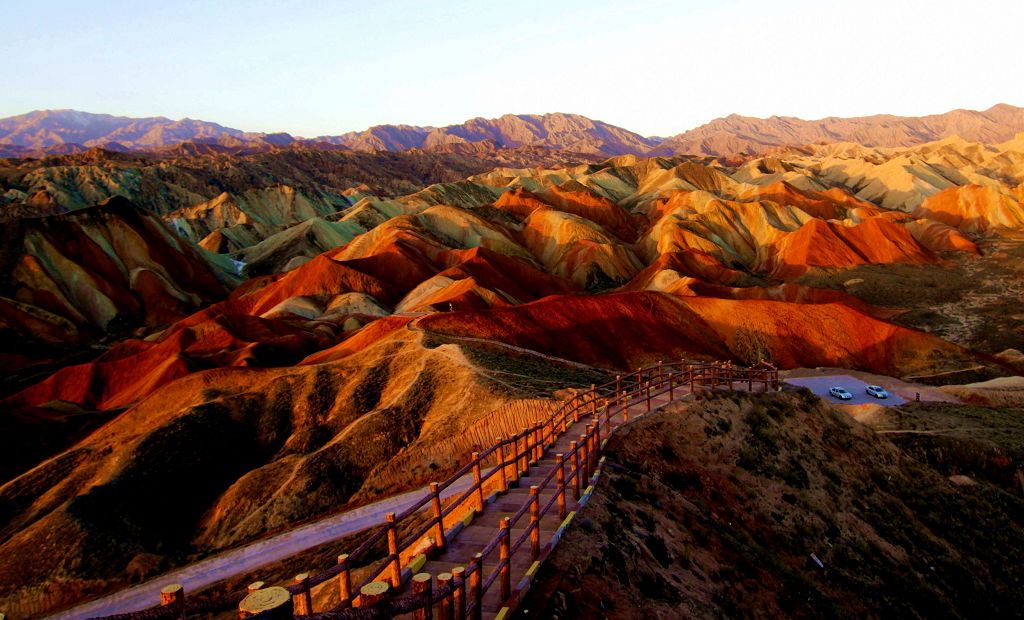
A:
801;238;1024;356
522;392;1024;619
732;326;774;366
445;338;612;397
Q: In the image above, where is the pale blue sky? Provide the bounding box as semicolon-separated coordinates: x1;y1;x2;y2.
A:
2;0;1022;137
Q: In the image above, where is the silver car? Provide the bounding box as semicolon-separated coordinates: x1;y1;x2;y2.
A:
866;385;889;399
828;386;853;400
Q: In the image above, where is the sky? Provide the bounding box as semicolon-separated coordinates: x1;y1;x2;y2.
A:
2;0;1022;138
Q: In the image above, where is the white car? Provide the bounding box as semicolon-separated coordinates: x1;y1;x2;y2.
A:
828;386;853;400
866;385;890;399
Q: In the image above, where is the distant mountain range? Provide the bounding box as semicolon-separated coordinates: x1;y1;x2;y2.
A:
2;104;1023;158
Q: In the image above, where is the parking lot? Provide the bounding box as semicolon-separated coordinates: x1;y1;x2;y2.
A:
785;375;908;406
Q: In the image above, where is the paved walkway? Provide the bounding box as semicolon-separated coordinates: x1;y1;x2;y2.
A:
46;478;477;620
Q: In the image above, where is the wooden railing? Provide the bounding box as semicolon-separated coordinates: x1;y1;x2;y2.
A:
80;360;778;620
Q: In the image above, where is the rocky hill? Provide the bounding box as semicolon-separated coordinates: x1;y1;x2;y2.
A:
521;392;1024;618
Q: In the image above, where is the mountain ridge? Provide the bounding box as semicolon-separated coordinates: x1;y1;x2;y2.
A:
3;105;1023;158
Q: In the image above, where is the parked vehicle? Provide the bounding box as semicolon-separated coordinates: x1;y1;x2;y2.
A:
829;386;853;400
866;385;890;399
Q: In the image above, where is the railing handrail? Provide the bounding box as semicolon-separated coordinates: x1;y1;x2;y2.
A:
288;358;774;602
89;358;779;620
303;359;777;600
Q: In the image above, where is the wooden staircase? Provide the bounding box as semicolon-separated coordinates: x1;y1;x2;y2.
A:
402;387;679;619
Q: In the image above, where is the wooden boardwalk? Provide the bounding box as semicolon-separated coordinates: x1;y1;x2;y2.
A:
68;360;778;620
412;388;676;618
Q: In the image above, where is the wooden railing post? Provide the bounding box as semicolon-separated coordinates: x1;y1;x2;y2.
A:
623;394;629;422
430;483;446;552
579;434;590;483
292;573;312;616
591;384;597;417
571;440;581;500
437;573;453;620
556;453;567;520
499;517;512;602
669;369;675;400
160;584;185;620
355;582;390;608
512;431;521;476
337;554;352;605
452;566;467;620
616;374;621;398
646;381;652;412
583;427;593;477
516;432;524;481
593;415;601;450
530;485;541;560
239;586;291;619
386;513;402;587
533;424;542;463
496;438;508;494
518;431;529;475
472;452;484;512
469;553;483;620
412;573;433;620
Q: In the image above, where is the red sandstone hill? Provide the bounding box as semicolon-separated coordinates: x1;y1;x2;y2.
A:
496;186;640;242
735;180;884;221
767;217;936;278
0;234;576;411
415;291;972;376
5;147;1007;414
913;184;1024;233
0;196;234;376
3;139;1022;619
